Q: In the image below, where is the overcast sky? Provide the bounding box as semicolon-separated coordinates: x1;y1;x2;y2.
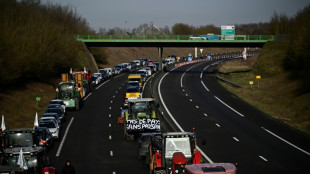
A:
43;0;309;32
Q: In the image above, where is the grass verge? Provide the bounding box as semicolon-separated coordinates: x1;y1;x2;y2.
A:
218;43;310;135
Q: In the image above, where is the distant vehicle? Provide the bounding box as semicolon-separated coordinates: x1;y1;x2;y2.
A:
189;34;204;40
138;69;149;78
39;119;60;139
125;86;141;101
93;72;104;81
136;70;147;83
144;67;152;76
185;163;237;174
49;99;66;112
47;104;65;113
127;81;141;92
45;107;65;122
133;60;141;67
202;33;219;40
41;113;61;124
114;65;123;75
91;74;101;85
100;68;113;77
128;74;143;87
147;64;157;72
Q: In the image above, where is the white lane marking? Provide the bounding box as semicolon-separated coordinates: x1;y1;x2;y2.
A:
233;137;239;142
158;67;213;163
56;117;74;157
204;65;210;71
190;99;192;102
185;94;188;96
96;80;110;90
115;91;118;93
110;101;113;103
204;113;208;117
216;123;221;127
262;127;310;156
109;135;112;140
113;95;115;98
201;80;210;92
180;64;200;88
109;123;111;127
83;93;92;101
200;65;210;79
259;155;268;162
119;87;121;89
113;73;126;79
142;73;156;94
109;114;111;118
196;105;199;108
214;96;244;117
182;89;185;92
200;71;203;79
112;171;116;174
110;151;113;156
109;107;112;110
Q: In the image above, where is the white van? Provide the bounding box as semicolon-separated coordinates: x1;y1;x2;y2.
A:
102;68;113;77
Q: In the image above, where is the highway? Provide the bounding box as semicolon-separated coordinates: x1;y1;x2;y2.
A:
157;60;310;173
49;73;149;173
46;56;310;174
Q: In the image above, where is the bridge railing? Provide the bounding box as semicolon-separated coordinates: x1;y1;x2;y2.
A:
76;35;274;41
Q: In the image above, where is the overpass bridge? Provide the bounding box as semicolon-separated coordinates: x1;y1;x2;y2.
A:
76;35;274;70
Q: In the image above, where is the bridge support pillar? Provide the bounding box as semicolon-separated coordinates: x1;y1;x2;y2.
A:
158;47;163;71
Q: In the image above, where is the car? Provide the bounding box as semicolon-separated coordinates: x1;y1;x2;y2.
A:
99;68;112;78
154;62;159;71
123;63;132;70
49;99;66;111
147;64;157;72
47;104;65;113
114;65;124;74
45;107;65;122
125;86;141;101
35;127;54;150
127;81;141;92
138;132;162;158
42;113;61;124
39;119;60;139
91;74;101;85
136;70;147;82
133;60;141;67
120;103;128;119
93;72;103;81
144;67;152;76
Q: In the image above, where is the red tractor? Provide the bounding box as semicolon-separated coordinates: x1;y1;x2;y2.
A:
147;132;201;174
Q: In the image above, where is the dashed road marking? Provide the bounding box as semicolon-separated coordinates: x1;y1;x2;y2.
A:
110;151;113;156
196;105;199;108
190;99;192;102
215;123;221;127
110;101;113;103
259;155;268;162
109;135;112;140
109;123;111;127
182;89;185;92
116;91;118;93
214;96;244;117
113;95;115;98
233;137;239;142
261;127;310;156
185;94;188;96
204;113;208;117
112;171;116;174
109;114;111;118
109;107;112;110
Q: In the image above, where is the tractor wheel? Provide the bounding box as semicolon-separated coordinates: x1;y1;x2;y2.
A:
75;98;80;111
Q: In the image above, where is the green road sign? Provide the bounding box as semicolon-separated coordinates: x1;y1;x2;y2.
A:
36;97;41;101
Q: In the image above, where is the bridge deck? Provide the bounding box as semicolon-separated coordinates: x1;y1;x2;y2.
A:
76;35;273;47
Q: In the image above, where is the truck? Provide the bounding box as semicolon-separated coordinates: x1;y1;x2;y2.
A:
118;98;160;140
147;132;201;174
56;74;82;110
0;117;48;173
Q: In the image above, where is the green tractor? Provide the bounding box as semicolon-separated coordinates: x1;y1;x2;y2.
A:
56;81;82;111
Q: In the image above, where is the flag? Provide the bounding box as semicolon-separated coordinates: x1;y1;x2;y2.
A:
17;149;28;170
34;112;39;129
1;115;5;131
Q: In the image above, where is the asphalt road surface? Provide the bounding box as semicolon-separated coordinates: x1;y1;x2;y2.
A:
158;59;310;173
49;72;149;174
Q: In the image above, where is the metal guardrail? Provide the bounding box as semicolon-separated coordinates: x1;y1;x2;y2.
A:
76;35;274;42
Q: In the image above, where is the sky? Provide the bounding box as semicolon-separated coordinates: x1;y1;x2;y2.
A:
43;0;309;32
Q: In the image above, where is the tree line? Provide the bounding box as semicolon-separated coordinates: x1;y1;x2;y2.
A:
0;0;94;87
